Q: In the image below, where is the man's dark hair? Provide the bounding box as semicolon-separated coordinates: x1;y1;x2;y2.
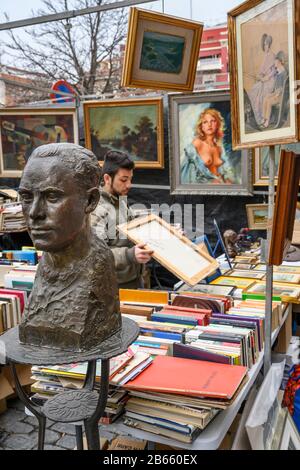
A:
101;151;134;181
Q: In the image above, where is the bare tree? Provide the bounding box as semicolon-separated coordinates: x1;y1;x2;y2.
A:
3;0;128;96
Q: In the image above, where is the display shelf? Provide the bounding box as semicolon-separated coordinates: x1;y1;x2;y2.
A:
100;304;291;450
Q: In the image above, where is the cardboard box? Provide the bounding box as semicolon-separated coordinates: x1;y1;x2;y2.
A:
0;369;14;401
107;436;147;451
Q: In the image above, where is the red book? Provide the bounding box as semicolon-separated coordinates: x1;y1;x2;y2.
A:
157;310;209;326
162;305;212;317
124;355;247;399
0;288;27;313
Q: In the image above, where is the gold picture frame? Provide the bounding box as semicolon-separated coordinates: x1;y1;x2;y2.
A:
228;0;300;150
121;7;203;92
118;213;219;286
0;107;78;177
246;203;269;230
210;276;255;289
83;97;164;169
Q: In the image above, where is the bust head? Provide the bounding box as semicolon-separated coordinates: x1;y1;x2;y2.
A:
19;143;101;253
18;143;121;352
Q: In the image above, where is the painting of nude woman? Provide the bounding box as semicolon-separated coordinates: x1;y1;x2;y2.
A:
228;0;299;149
168;92;252;195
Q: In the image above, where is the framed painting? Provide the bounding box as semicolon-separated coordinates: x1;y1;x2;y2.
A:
254;263;300;274
83;97;164;169
292;201;300;244
168;92;253;195
210;276;255;289
121;7;203;92
269;150;300;265
118;213;219;286
228;0;300;149
243;280;300;301
246;204;268;230
253;145;281;185
225;269;266;280
0;108;78;177
272;272;300;283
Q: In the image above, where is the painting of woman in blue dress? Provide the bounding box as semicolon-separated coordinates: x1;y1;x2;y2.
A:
180;103;241;185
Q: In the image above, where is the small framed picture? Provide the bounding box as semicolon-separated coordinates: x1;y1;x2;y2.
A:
225;269;266;280
246;204;269;230
121;7;203;92
210;276;255;289
228;0;300;149
243;280;300;302
83;97;164;169
0;108;78;177
279;411;300;450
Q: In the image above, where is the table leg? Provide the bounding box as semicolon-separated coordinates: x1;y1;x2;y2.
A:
11;363;46;451
84;358;110;450
75;425;84;450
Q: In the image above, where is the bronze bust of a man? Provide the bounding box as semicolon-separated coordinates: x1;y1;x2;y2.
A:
18;143;121;352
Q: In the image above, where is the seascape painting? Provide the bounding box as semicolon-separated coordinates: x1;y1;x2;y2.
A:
140;31;185;74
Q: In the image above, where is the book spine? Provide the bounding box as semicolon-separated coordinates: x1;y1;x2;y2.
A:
151;315;198;326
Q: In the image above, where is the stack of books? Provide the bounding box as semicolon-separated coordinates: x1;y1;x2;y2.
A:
0;287;27;334
170;292;232;313
123;355;248;443
4;266;37;292
150;304;211;326
0;202;27;232
30;345;153;424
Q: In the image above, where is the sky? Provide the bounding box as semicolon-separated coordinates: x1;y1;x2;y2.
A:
0;0;242;26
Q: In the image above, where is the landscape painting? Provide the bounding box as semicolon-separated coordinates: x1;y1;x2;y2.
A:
246;204;268;229
83;97;164;169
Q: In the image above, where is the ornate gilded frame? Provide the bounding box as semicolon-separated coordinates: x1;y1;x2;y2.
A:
121;7;203;92
83;96;164;169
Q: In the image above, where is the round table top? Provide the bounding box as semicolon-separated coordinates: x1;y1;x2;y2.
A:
0;317;139;365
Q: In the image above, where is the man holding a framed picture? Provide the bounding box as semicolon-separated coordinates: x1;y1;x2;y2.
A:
91;150;153;289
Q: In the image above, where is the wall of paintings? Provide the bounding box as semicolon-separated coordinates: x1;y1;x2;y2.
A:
1;2;295;251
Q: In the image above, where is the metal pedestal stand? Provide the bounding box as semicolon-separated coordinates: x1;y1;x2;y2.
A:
0;317;139;450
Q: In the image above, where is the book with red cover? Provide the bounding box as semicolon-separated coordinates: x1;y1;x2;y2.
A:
162;305;212;317
124;355;248;399
0;288;27;313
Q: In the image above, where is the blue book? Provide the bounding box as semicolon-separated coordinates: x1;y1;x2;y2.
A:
3;250;38;265
151;314;198;326
140;328;182;341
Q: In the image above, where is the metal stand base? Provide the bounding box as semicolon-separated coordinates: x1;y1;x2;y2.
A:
1;318;139;450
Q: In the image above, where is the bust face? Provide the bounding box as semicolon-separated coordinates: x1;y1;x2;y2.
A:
19;156;88;252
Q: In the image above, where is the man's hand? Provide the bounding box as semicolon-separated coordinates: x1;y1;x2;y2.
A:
134;243;154;264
